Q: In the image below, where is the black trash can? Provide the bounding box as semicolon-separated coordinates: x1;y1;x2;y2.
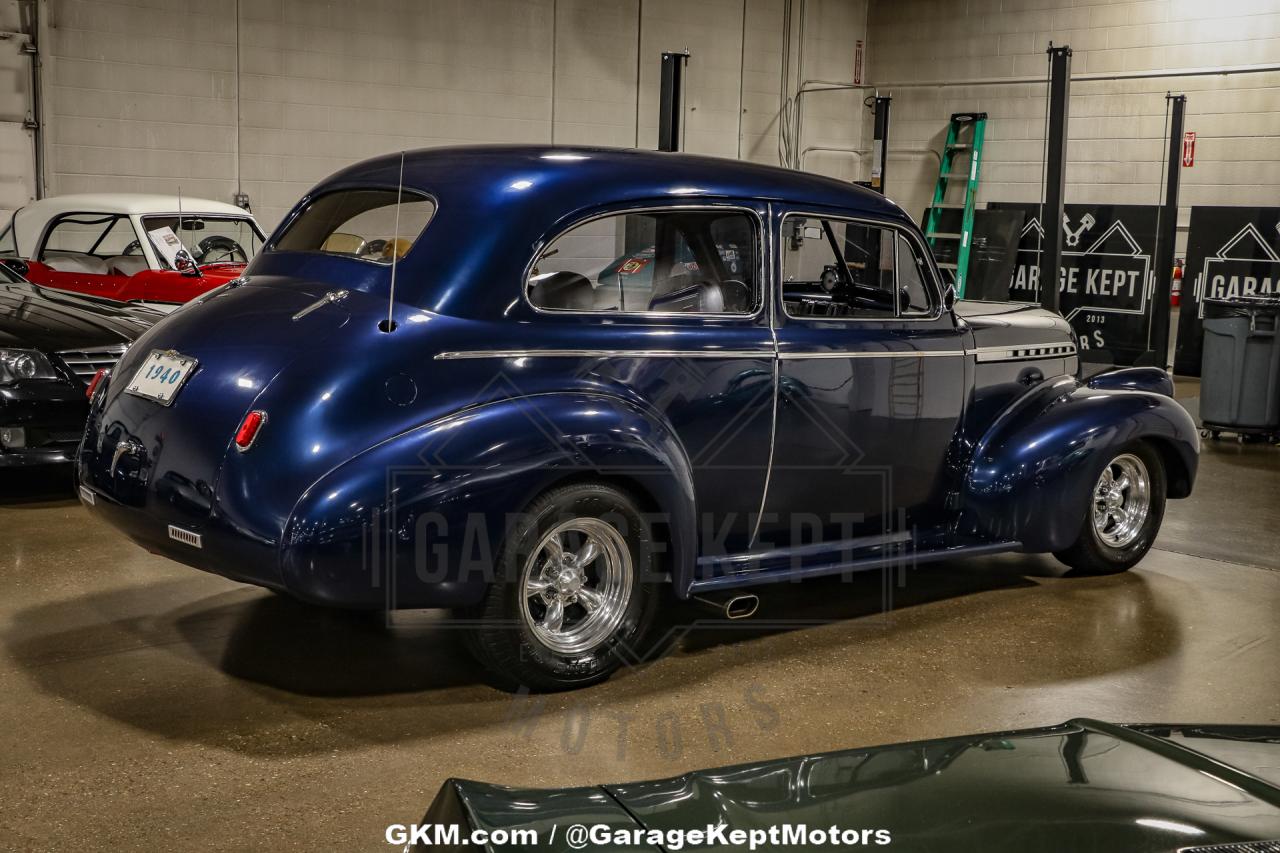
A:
1199;297;1280;437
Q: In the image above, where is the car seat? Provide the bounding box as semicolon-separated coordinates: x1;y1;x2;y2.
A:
42;252;110;275
648;281;726;313
106;256;149;276
528;271;595;311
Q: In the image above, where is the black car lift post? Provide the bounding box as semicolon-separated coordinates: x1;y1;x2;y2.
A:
1039;44;1071;314
1150;93;1186;369
658;51;690;152
871;95;891;193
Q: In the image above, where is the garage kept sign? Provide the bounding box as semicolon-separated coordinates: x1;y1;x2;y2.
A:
978;204;1160;366
1173;206;1280;376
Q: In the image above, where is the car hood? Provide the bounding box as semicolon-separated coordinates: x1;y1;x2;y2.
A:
417;720;1280;852
956;298;1075;353
0;281;159;351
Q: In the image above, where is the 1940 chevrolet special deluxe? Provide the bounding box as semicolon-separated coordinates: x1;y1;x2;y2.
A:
76;146;1198;690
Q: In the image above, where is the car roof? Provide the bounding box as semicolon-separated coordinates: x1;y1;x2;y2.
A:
312;145;910;222
15;193;251;218
6;194;257;258
257;145;916;317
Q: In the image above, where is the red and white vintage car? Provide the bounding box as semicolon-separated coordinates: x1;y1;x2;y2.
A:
0;194;265;311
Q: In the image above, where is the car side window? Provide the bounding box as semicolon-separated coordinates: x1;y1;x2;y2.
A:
41;214;138;257
782;216;934;319
895;233;934;315
528;209;759;315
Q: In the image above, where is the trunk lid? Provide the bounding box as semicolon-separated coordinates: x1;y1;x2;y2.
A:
79;278;350;534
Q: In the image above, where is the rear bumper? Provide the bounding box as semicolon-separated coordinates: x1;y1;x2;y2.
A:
0;381;87;466
79;481;290;593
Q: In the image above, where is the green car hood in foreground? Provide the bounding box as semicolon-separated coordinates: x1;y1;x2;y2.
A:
411;719;1280;852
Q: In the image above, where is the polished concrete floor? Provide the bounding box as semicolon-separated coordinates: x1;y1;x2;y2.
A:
1;382;1277;850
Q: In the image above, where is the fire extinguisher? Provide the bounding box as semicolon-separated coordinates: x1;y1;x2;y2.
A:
1171;258;1183;307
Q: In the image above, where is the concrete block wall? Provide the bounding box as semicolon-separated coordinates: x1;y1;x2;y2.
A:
43;0;239;204
35;0;865;231
0;0;35;214
865;0;1280;233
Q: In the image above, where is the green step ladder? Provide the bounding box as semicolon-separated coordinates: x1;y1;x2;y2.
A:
924;112;988;298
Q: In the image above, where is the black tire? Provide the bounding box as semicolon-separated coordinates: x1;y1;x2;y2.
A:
1054;440;1166;575
463;482;662;692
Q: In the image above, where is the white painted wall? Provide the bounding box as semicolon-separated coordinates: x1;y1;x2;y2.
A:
34;0;867;231
864;0;1280;234
0;0;36;218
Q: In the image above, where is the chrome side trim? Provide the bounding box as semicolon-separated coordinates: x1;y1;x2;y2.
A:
750;345;781;549
748;199;781;551
779;349;965;359
437;344;1072;362
973;342;1077;363
435;349;771;360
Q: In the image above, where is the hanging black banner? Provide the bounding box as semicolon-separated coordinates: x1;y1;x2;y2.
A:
1173;206;1280;376
982;203;1162;366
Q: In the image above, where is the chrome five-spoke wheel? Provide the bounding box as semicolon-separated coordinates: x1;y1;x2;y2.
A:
1090;452;1151;549
519;518;633;655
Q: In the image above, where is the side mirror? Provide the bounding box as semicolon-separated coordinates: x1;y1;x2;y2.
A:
0;257;29;278
173;250;202;278
942;283;957;311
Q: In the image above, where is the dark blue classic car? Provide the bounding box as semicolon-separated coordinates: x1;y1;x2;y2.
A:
76;146;1199;690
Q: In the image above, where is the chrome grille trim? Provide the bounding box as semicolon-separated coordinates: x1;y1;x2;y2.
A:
55;344;128;382
972;342;1078;363
1181;842;1280;852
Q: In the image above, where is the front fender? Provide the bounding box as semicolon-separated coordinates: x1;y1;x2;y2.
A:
964;378;1199;553
1086;366;1175;397
280;392;695;608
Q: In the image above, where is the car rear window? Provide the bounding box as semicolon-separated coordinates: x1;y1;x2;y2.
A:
271;189;435;265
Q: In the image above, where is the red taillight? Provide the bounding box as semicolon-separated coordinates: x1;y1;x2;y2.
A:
234;410;267;451
85;368;108;400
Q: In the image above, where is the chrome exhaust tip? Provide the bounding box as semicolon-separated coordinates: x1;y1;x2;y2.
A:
692;592;759;620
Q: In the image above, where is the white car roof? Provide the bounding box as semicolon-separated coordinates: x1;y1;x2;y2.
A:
6;193;260;257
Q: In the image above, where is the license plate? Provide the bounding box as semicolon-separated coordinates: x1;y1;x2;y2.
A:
125;350;198;405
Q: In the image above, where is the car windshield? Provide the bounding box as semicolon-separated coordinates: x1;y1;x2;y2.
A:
269;189;436;265
141;215;264;269
0;218;15;256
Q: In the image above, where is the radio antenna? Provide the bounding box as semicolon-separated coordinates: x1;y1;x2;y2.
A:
380;151;405;333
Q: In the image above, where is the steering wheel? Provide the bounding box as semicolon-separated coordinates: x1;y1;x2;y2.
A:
719;278;754;313
195;235;247;264
121;240;143;256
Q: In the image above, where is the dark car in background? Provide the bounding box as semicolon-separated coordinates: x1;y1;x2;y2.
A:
411;719;1280;852
0;262;158;466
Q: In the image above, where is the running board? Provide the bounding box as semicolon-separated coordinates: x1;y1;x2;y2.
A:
686;540;1020;594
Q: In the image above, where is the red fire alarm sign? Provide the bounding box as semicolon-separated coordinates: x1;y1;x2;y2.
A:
1182;131;1196;167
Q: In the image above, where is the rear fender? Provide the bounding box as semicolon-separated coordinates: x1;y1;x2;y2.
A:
280;392;695;608
964;378;1198;552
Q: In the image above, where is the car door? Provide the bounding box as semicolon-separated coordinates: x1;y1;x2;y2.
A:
523;202;776;557
755;208;967;552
